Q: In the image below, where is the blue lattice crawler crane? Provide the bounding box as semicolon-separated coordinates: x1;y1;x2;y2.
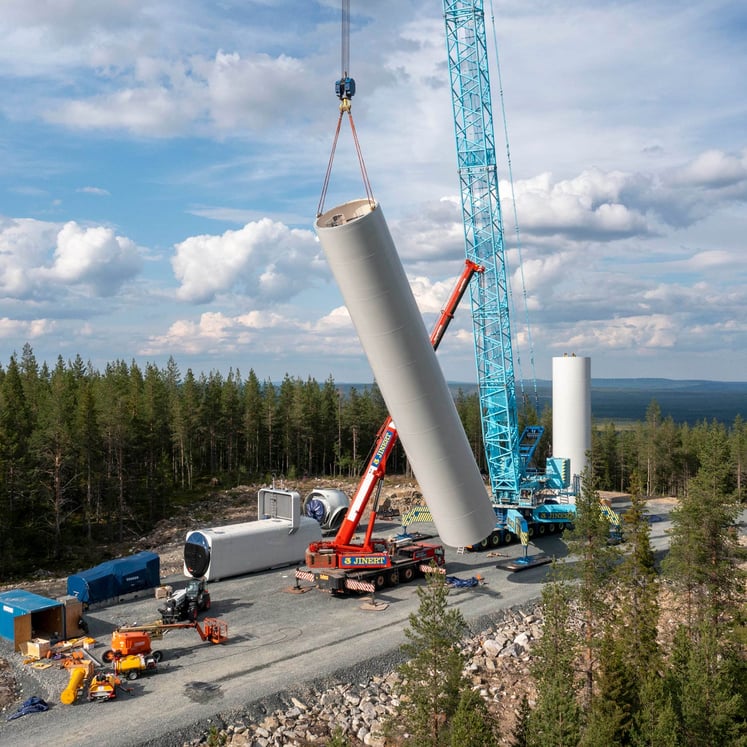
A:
441;1;620;568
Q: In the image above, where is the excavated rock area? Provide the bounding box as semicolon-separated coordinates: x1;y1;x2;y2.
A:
179;604;543;747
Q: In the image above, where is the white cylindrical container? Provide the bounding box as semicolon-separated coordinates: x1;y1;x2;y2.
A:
184;517;323;582
315;198;495;547
552;354;591;485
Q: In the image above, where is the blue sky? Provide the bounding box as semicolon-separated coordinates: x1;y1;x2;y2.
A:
1;0;745;384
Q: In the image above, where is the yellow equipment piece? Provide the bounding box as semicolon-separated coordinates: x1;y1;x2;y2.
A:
60;666;86;705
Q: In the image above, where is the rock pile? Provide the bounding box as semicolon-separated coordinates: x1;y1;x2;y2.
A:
183;605;542;747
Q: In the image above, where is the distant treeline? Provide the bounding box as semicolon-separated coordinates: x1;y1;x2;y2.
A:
446;379;747;425
0;345;745;578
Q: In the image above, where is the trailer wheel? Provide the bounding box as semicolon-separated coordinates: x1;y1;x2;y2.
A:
374;574;387;590
546;523;556;534
479;536;490;550
402;566;415;583
102;650;115;663
537;523;546;535
127;671;138;681
388;570;399;586
490;532;501;548
152;650;163;663
503;532;514;544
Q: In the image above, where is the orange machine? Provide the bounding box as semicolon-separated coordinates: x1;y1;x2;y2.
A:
102;630;161;663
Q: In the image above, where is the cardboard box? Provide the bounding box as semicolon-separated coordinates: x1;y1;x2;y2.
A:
26;638;50;659
155;585;173;599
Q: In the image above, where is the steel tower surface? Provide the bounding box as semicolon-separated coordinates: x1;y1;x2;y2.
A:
443;0;520;501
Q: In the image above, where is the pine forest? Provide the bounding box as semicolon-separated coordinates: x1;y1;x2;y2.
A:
0;345;745;581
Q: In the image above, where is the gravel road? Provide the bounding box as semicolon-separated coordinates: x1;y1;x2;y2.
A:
0;502;678;747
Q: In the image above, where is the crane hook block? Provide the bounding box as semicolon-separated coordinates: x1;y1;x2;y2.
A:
335;76;356;101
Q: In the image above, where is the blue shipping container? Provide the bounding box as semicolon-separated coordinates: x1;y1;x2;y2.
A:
0;590;64;650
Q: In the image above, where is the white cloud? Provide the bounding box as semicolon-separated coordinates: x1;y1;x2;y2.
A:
0;218;55;298
316;305;352;331
0;317;55;339
47;84;204;138
670;149;747;189
506;170;652;240
171;218;321;304
43;49;314;138
42;222;142;296
77;186;111;196
143;308;318;358
1;2;746;381
0;217;142;300
563;314;678;352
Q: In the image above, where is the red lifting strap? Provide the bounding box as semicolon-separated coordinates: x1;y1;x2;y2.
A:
317;110;375;218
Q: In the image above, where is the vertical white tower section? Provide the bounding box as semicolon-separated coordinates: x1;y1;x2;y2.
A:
315;198;495;547
552;355;591;485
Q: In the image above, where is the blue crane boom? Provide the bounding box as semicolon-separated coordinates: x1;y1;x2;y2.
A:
442;0;521;503
441;2;623;559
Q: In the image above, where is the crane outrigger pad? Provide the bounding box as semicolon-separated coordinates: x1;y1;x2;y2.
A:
495;553;552;572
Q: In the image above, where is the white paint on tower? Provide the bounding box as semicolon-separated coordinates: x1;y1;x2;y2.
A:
552;354;592;488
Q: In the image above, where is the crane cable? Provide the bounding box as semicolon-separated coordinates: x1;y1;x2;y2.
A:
317;107;375;218
487;0;540;413
317;0;375;218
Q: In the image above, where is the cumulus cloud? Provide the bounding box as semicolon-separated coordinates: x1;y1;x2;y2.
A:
1;2;745;380
42;222;142;296
48;84;204;138
670;149;747;189
316;306;352;330
44;50;312;138
0;317;55;340
142;308;313;357
0;217;142;300
393;197;464;264
506;169;653;241
564;314;678;352
171;218;321;304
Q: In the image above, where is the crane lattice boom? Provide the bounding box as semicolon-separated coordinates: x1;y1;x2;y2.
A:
442;0;520;501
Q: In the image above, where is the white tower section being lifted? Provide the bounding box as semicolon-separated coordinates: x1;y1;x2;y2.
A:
315;198;495;548
552;355;591;489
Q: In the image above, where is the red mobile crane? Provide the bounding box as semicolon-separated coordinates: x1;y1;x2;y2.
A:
296;260;483;594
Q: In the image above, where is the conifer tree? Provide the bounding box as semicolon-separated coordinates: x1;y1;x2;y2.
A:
580;632;635;746
730;414;746;503
527;567;581;747
607;469;661;732
630;670;679;747
664;423;745;634
665;623;747;747
391;569;469;746
0;354;33;573
449;687;497;747
578;696;627;747
564;469;620;706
